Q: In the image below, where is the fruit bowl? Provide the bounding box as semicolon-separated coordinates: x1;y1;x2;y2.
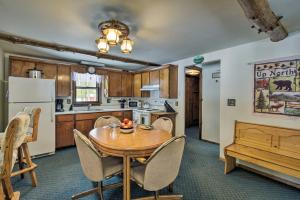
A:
120;118;134;134
120;127;134;134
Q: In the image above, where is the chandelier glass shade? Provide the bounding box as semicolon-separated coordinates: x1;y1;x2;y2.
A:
96;19;133;54
96;37;109;53
104;28;121;45
121;38;133;54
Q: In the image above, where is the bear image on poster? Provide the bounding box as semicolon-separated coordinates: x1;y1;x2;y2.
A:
273;80;292;91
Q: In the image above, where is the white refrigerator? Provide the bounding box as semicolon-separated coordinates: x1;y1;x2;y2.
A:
8;77;56;157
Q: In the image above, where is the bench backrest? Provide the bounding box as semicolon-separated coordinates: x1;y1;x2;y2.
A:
234;121;300;159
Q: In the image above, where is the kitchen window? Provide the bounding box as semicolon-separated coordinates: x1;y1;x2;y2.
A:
73;72;102;105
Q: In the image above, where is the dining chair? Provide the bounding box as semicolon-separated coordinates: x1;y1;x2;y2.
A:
152;117;173;134
131;136;186;200
135;116;175;191
94;116;121;128
72;129;123;200
0;112;30;200
13;107;41;186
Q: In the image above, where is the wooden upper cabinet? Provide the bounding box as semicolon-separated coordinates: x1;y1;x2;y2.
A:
141;72;150;97
96;68;108;76
121;73;133;97
36;63;57;79
10;58;35;77
133;73;142;97
57;65;71;97
159;65;178;98
71;65;86;74
150;70;160;85
108;71;122;97
142;72;150;86
159;68;169;98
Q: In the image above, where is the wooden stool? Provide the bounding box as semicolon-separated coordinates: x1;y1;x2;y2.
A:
1;113;31;200
12;108;41;187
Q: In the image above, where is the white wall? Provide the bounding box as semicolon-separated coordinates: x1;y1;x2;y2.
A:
201;62;220;143
170;31;300;183
0;47;4;131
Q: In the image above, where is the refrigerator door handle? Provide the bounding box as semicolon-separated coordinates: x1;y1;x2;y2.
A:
51;104;54;122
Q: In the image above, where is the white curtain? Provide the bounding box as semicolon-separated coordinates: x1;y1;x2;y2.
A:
72;72;101;84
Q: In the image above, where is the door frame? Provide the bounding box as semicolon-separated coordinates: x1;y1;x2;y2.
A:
184;65;202;140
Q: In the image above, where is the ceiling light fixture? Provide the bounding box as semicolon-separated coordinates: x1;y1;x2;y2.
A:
121;37;133;54
186;69;200;76
96;37;109;53
96;19;133;54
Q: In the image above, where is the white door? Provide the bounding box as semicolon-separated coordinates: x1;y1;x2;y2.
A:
9;77;55;103
9;102;55;157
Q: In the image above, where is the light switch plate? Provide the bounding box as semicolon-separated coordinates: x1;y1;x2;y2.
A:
227;99;236;106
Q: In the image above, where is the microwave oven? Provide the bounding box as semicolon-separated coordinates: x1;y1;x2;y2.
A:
128;100;139;108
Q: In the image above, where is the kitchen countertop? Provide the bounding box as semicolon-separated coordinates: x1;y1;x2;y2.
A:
55;108;134;115
151;112;177;115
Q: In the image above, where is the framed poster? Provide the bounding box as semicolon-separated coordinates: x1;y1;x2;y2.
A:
254;60;300;116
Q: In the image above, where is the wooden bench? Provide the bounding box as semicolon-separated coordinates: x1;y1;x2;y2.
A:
224;121;300;185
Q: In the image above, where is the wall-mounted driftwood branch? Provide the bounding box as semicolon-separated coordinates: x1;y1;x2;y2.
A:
0;32;160;66
237;0;288;42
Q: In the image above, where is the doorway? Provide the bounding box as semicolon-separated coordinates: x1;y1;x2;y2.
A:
185;66;202;139
185;62;220;143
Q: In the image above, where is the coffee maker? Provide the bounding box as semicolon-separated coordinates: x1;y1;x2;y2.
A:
56;99;64;112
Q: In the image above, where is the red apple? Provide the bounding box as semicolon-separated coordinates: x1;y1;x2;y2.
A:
123;118;129;124
127;121;133;128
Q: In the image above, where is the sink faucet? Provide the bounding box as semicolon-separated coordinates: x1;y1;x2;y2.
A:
88;104;92;110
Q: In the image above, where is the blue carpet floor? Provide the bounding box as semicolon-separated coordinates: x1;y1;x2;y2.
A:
12;128;300;200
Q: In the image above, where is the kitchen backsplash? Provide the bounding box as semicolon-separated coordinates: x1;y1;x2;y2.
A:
57;84;178;112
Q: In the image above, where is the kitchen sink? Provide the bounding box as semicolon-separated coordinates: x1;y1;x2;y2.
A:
88;108;103;111
80;108;103;112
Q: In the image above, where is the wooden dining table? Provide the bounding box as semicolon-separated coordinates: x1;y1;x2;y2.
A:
89;126;172;200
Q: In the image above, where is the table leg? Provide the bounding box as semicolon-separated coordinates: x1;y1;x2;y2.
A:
123;156;131;200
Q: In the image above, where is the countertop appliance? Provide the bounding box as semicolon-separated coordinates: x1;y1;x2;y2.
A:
27;68;43;79
8;77;55;157
133;108;162;126
128;100;139;108
56;99;64;112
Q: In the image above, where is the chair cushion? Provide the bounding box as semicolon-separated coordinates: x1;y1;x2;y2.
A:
131;165;146;186
0;112;30;171
102;156;123;178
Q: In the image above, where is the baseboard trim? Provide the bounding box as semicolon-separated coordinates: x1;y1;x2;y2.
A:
219;157;300;189
200;139;219;145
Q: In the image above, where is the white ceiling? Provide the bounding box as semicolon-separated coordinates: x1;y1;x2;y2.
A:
0;0;300;69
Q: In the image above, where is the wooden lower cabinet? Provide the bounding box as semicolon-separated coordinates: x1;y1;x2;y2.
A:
56;111;133;148
111;111;124;120
75;119;94;138
151;112;177;136
55;115;75;149
123;111;133;120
